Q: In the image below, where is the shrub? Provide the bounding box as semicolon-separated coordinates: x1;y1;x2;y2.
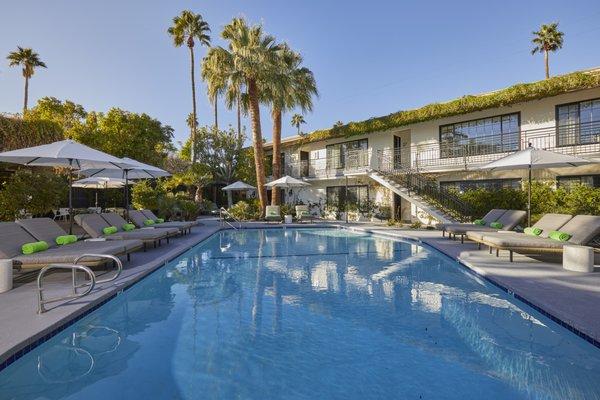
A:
458;188;526;218
132;180;166;211
562;184;600;216
280;203;295;217
0;169;68;221
228;200;260;221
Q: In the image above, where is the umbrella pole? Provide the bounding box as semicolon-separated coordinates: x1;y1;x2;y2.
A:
95;190;98;208
527;165;532;227
68;167;74;234
124;170;130;220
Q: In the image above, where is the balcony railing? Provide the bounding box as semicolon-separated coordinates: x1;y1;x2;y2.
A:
378;121;600;173
285;149;371;179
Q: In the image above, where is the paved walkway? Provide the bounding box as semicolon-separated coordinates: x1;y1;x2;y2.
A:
2;220;599;367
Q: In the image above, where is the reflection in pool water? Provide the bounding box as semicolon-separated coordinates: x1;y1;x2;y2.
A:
1;228;599;400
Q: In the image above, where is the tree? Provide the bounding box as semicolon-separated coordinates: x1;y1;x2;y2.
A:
531;23;564;79
6;47;47;114
204;18;283;217
291;114;306;135
168;10;211;163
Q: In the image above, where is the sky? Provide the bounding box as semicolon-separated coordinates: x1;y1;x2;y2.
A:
1;0;600;148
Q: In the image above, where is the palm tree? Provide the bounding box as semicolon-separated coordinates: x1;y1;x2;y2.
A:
204;18;282;217
263;45;317;205
168;10;210;163
291;114;306;136
6;47;47;114
531;23;564;79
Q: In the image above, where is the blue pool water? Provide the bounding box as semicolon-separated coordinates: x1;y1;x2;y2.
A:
1;228;600;399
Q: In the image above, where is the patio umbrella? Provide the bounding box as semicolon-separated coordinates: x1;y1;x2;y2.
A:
80;157;170;216
480;144;591;226
265;175;310;204
222;181;256;208
73;177;127;208
0;139;133;233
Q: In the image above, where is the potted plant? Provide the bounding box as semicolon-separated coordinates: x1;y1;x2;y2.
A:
324;204;339;220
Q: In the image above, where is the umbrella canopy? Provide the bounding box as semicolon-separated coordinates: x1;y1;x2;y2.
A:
222;181;256;191
80;157;171;179
73;177;127;189
265;175;310;188
0;139;134;233
480;145;591;225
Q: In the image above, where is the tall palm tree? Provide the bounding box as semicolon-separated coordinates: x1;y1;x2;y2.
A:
531;23;564;79
204;18;282;216
264;45;317;205
291;114;306;136
6;47;47;114
168;10;210;163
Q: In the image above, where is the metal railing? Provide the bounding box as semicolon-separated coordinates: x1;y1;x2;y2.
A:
37;264;96;314
72;254;123;290
220;207;241;230
284;149;371;179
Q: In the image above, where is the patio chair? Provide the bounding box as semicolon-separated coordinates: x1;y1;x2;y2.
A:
3;220;142;270
295;205;313;223
475;215;600;262
101;212;180;241
438;209;506;238
446;210;527;243
466;213;573;246
53;207;70;221
265;206;282;223
128;210;193;235
75;213;167;249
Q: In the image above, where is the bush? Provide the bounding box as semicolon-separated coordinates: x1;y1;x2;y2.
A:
458;188;526;219
132;180;166;211
280;203;295;217
562;184;600;215
0;169;67;221
228;200;260;221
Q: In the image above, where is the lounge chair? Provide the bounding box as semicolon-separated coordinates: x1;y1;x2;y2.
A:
129;210;193;235
142;209;199;227
3;220;142;270
466;213;573;245
75;213;168;249
439;209;506;238
265;206;282;223
475;215;600;262
295;205;313;223
446;210;527;243
101;212;180;241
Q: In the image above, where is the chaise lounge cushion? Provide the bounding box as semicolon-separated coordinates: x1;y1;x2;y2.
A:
438;209;506;232
466;213;573;242
101;212;179;237
141;210;198;227
129;210;192;232
446;210;526;235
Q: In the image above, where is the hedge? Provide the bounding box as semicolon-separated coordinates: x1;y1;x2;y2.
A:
0;115;63;152
297;70;600;146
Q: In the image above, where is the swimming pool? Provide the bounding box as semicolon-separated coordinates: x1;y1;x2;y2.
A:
1;228;599;399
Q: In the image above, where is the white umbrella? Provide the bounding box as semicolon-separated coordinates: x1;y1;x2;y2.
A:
222;181;256;208
480;144;591;225
0;139;134;233
265;175;310;188
73;177;128;208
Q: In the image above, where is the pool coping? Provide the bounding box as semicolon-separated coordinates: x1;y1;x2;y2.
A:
1;223;599;372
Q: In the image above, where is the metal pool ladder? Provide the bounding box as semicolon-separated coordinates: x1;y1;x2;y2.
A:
219;207;241;230
37;254;124;314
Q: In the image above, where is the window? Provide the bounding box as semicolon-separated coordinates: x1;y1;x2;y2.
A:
440;178;521;193
326;139;368;169
326;185;369;209
265;153;285;177
439;113;520;158
557;175;600;189
557;98;600;146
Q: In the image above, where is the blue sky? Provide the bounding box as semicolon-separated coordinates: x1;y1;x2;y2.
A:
1;0;600;147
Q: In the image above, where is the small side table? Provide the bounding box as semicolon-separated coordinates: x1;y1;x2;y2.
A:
0;259;13;293
563;245;594;272
284;215;293;224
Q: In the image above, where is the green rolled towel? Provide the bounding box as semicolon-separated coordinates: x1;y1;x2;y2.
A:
473;219;486;226
489;222;504;229
122;223;136;231
103;226;118;235
22;241;49;255
155;218;164;224
55;235;77;245
524;227;542;236
549;230;571;242
144;219;155;226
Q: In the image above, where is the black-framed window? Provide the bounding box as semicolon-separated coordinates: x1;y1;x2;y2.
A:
326;139;368;169
326;185;369;209
557;175;600;189
556;98;600;146
265;153;285;176
439;113;520;158
440;178;521;193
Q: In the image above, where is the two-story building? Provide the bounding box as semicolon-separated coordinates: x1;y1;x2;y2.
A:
264;68;600;223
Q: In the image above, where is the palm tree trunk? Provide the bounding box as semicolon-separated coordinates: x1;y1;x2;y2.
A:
214;94;218;129
544;50;549;79
248;79;267;218
189;46;198;163
297;124;300;136
237;92;242;139
23;75;29;114
271;107;282;206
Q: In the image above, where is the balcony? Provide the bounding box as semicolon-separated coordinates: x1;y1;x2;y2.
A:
284;149;371;179
378;121;600;173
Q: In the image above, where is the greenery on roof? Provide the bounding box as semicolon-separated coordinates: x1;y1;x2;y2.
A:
0;115;63;152
297;70;600;146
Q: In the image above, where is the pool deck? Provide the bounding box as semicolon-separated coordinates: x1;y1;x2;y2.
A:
1;220;600;368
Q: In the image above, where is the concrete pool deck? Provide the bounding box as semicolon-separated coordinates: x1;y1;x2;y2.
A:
1;219;599;368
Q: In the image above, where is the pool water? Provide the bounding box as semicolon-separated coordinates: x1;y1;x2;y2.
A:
1;228;600;399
